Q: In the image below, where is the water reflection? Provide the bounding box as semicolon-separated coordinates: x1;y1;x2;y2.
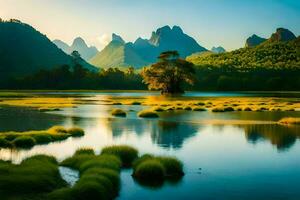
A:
243;124;300;151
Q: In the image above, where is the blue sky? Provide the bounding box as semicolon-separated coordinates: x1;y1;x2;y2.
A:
0;0;299;50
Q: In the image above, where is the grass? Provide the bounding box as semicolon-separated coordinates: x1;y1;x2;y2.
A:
13;136;36;148
101;145;138;167
0;126;85;148
0;155;66;198
211;107;225;112
131;101;142;105
193;107;206;111
74;148;95;155
38;107;61;112
132;154;184;186
111;108;127;117
138;110;159;118
152;106;165;112
278;117;300;125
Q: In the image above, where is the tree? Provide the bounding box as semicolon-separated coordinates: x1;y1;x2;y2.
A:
141;51;195;94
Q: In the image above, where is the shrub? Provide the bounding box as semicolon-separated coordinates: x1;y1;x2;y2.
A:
133;159;165;181
74;148;95;156
138;110;159;118
13;136;36;148
32;134;52;144
68;127;84;137
111;108;126;117
101;145;138;167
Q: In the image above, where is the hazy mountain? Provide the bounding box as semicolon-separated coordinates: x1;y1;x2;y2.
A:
245;34;267;47
187;28;299;69
53;37;98;60
0;20;97;78
90;25;207;69
211;46;226;53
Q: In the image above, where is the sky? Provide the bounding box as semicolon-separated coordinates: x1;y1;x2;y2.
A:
0;0;299;51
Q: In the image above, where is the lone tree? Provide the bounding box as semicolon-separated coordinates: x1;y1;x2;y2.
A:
141;51;195;94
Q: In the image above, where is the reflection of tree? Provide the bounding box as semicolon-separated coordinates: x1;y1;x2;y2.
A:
244;124;300;151
150;121;198;149
109;118;149;137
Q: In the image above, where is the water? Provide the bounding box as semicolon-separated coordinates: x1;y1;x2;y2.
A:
0;91;300;200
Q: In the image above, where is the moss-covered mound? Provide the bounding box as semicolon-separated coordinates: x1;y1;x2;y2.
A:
0;126;85;149
0;155;66;199
101;145;138;167
111;108;127;117
132;154;184;186
138;110;159;118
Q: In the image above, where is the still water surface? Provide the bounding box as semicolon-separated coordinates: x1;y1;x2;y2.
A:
0;91;300;200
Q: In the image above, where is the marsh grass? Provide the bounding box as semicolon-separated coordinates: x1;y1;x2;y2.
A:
111;108;126;117
152;106;165;112
101;145;138;167
138;110;159;118
193;107;206;111
132;154;184;186
131;101;142;105
211;107;225;112
38;107;61;112
0;126;84;148
0;155;66;198
74;148;95;155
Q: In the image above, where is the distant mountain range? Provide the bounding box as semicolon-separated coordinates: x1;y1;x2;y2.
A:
90;25;207;69
211;46;226;53
0;20;97;78
187;28;299;69
53;37;98;60
245;28;296;47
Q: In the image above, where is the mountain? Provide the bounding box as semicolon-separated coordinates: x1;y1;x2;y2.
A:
90;25;207;69
53;37;98;61
211;46;226;53
187;28;299;69
245;34;267;47
0;20;97;78
269;28;296;42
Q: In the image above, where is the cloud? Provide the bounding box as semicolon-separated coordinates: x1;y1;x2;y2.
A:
97;33;111;47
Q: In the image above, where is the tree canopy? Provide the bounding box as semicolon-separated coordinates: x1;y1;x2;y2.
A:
141;51;195;94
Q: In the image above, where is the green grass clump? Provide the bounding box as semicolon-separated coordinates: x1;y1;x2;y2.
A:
131;101;141;105
0;138;11;148
101;145;138;167
72;179;109;200
193;107;206;111
79;155;121;173
278;117;300;125
133;160;165;181
244;107;252;111
112;102;122;105
74;148;95;156
68;127;85;137
132;154;184;186
32;133;52;144
183;106;192;111
212;107;225;112
0;126;85;149
13;136;36;148
138;110;159;118
224;107;234;112
111;108;127;117
0;155;66;198
61;154;96;169
152;106;165;112
39;107;61;112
